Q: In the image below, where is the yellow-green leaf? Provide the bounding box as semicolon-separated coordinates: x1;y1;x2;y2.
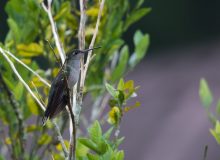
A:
13;82;24;100
5;137;12;145
108;106;121;125
26;125;41;132
117;78;125;91
86;7;99;17
124;80;134;90
76;140;89;157
124;101;140;113
30;76;44;88
17;43;43;57
27;93;40;115
56;140;69;151
199;78;213;109
20;58;31;64
38;134;52;145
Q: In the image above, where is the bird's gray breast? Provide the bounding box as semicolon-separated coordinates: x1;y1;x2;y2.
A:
66;59;80;87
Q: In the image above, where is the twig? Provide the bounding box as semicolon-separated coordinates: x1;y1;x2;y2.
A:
80;0;105;90
203;145;208;160
78;0;86;51
52;120;69;158
0;48;45;110
91;93;110;121
4;49;50;87
45;40;62;67
0;48;68;157
76;0;105;131
41;0;66;64
31;81;46;106
78;0;87;99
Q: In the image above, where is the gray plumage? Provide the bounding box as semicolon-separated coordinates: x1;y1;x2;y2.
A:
42;51;84;124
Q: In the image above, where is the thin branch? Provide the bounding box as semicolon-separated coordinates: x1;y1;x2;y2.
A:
52;120;69;158
31;81;46;106
78;0;86;51
41;0;66;64
79;0;105;96
91;93;110;121
0;48;68;157
76;0;106;131
4;49;50;87
45;40;62;67
0;48;45;110
78;0;87;98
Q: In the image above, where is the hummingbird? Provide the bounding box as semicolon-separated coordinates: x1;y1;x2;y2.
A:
42;47;99;125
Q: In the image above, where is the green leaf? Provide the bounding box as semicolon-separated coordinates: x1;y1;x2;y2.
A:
115;151;124;160
7;18;20;42
216;99;220;115
210;121;220;144
124;8;151;31
98;141;109;155
78;138;101;154
111;46;129;82
86;7;99;17
207;112;217;126
0;155;5;160
136;0;145;9
103;127;114;140
101;147;114;159
54;2;71;21
89;121;102;143
124;80;134;90
115;137;125;148
87;153;99;160
117;78;125;91
26;93;40;115
118;90;125;106
17;43;43;57
76;140;89;158
124;101;141;112
129;31;150;68
105;83;117;98
199;79;213;109
26;124;41;132
109;99;118;108
13;82;24;100
108;107;121;125
37;134;52;145
2;76;14;91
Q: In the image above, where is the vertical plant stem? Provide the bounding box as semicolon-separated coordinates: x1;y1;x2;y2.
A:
0;74;25;159
41;0;66;63
81;0;105;85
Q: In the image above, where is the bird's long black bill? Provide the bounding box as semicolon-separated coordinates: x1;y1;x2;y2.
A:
81;46;101;53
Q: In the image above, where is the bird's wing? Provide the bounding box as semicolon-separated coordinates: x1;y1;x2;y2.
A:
43;71;67;121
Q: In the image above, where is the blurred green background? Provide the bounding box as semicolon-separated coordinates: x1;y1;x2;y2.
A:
2;0;220;53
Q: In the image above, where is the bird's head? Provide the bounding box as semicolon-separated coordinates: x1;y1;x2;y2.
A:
67;47;101;60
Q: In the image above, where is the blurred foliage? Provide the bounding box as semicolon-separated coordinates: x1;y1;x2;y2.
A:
77;121;124;160
199;78;220;145
0;0;150;159
106;79;140;126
